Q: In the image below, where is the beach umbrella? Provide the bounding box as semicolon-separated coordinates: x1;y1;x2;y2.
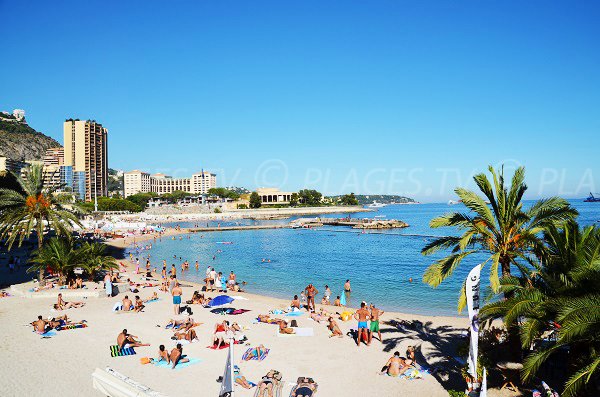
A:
208;295;234;307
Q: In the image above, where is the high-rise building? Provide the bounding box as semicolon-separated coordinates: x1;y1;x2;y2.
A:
63;119;108;202
123;169;217;198
44;147;64;166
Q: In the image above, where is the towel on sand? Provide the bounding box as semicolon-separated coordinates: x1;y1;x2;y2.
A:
277;328;314;337
35;330;57;338
56;323;87;331
207;340;240;350
242;347;270;361
153;357;202;370
110;345;136;357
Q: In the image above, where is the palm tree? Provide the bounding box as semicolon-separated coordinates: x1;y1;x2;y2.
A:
480;221;600;397
79;241;118;280
0;164;83;283
421;165;576;310
27;237;83;285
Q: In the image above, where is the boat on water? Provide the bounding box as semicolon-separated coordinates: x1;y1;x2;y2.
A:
584;193;600;202
365;201;386;208
448;200;462;205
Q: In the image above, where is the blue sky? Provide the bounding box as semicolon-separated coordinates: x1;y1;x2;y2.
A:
1;0;599;201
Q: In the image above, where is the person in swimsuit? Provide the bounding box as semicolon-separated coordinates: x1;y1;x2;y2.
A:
380;351;410;377
291;295;301;310
172;328;198;342
213;320;232;348
169;343;189;369
151;345;170;364
278;320;295;334
353;302;371;347
117;329;150;350
233;365;253;389
292;378;317;397
122;295;133;311
172;282;182;315
134;295;145;312
327;317;343;338
55;293;85;310
333;296;341;306
257;370;280;397
368;304;384;343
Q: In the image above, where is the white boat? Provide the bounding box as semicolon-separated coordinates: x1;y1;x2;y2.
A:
366;201;386;208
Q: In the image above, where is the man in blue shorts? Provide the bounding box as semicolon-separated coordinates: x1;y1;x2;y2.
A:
353;301;371;347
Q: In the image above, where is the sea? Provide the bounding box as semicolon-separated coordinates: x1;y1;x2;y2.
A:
125;200;600;317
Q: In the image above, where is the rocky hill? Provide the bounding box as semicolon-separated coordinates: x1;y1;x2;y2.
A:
0;119;61;161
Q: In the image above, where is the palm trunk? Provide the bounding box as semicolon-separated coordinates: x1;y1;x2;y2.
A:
37;232;45;286
500;255;522;361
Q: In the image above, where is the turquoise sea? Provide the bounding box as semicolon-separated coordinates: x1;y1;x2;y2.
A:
126;200;600;316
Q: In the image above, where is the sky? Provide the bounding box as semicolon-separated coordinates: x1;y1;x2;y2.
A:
1;0;599;201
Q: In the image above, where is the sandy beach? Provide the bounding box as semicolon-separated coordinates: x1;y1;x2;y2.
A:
0;229;520;397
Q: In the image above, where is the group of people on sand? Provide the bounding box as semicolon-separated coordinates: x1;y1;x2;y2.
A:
204;266;243;293
354;301;385;346
211;319;247;348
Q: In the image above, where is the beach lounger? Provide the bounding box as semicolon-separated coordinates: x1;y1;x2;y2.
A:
110;345;136;357
242;347;270;361
277;328;314;337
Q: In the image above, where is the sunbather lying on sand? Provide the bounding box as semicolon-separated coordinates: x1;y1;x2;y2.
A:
279;320;295;334
234;365;255;389
213;320;232;348
257;314;284;324
31;315;71;334
292;377;318;397
187;291;207;305
54;293;85;310
170;343;189;369
327;317;343;338
144;292;159;303
172;328;198;342
117;329;150;350
166;318;197;331
379;351;410;377
257;370;282;397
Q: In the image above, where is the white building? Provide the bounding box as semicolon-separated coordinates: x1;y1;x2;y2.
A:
123;169;216;198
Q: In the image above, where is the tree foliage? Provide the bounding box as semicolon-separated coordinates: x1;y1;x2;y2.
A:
340;192;359;205
126;192;157;208
298;189;323;206
421;165;577;311
249;192;262;208
208;187;240;200
289;192;299;207
480;221;600;397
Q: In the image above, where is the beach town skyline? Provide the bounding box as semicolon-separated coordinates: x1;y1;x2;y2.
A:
2;1;599;201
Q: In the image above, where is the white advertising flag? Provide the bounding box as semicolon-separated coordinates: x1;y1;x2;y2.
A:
466;264;482;379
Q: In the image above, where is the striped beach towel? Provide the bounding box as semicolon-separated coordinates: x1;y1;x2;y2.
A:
110;345;136;357
242;347;270;361
56;323;87;331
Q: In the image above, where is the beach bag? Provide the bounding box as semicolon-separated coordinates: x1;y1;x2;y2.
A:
290;320;298;328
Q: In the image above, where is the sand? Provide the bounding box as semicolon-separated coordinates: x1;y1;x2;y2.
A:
0;232;520;397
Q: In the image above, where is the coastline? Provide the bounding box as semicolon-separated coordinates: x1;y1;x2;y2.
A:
117;205;371;222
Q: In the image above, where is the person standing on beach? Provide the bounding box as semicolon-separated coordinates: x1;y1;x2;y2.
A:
172;282;182;315
354;302;371;347
343;279;352;307
215;272;223;292
104;272;112;298
368;304;384;343
170;264;177;278
305;284;318;312
228;271;236;290
209;267;217;292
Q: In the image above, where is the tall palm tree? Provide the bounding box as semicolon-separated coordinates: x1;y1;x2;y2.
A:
480;221;600;397
0;164;83;283
421;165;577;310
27;237;84;285
79;241;118;280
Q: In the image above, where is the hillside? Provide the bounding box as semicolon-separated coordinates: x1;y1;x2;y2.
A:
0;119;61;161
328;194;416;205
